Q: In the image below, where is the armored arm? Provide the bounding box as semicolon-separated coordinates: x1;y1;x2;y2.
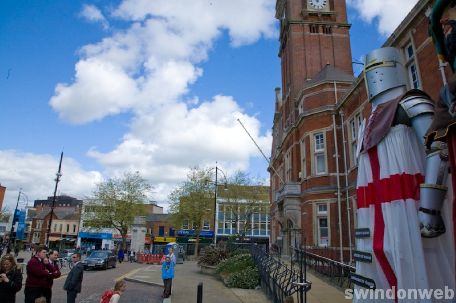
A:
400;94;449;237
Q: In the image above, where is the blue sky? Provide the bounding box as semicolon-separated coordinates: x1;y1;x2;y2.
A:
0;0;418;211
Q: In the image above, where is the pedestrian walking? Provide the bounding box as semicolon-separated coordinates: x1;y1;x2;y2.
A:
63;253;84;303
0;254;23;303
100;279;127;303
43;250;61;303
161;256;174;298
24;246;53;303
129;250;135;263
117;248;124;263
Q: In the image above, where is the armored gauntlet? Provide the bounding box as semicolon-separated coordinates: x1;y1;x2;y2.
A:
419;144;449;238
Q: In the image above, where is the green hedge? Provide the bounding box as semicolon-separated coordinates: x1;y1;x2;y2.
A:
216;253;255;274
227;266;260;289
228;248;250;258
216;253;259;289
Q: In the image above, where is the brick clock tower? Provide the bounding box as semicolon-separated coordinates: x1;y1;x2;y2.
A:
270;0;355;261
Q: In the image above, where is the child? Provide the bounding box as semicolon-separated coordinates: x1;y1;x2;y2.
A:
161;256;174;298
109;280;126;303
100;280;126;303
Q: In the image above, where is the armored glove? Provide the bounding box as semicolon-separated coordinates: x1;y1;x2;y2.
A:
418;147;449;238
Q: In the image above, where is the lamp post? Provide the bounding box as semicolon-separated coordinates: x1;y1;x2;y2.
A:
213;163;227;245
45;152;63;248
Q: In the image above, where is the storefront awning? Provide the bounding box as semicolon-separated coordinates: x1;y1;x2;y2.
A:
154;237;176;243
48;236;61;242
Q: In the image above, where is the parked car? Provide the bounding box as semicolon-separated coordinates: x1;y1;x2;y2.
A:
81;250;117;270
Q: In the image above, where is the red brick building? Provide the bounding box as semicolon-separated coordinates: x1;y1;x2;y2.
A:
0;185;5;211
270;0;446;262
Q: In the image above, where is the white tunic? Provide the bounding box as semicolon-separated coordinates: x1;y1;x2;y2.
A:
355;124;455;302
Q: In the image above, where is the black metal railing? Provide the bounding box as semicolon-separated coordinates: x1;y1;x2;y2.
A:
302;249;355;289
250;245;311;303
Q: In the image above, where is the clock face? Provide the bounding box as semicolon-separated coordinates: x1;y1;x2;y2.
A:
309;0;327;10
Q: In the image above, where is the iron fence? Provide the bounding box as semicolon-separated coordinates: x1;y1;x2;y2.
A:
302;249;355;289
222;243;354;301
250;245;311;303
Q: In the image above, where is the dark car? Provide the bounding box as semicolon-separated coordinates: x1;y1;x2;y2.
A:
81;250;117;270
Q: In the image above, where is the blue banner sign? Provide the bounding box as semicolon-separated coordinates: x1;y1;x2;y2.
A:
16;210;26;240
177;230;214;237
78;232;112;240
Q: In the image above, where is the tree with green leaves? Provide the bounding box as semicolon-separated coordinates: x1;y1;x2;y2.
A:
220;171;269;241
0;208;11;223
84;172;152;250
168;167;214;256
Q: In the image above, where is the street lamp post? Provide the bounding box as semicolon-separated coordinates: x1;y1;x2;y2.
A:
213;163;227;245
45;152;63;248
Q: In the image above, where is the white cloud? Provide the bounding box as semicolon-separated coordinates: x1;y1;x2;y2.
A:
87;94;272;190
0;150;103;212
46;0;276;208
80;4;109;30
51;1;275;123
347;0;419;36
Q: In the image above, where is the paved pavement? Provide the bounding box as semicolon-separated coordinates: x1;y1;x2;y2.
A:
125;260;351;303
125;261;270;303
12;251;163;303
9;251;351;303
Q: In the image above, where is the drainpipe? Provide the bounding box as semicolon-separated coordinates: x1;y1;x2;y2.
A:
339;110;353;264
333;82;343;263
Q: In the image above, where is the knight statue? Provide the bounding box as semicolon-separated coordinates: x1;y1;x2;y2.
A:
353;46;455;302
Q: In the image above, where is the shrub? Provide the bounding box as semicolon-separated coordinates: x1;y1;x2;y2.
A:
198;246;227;266
228;248;250;258
227;266;260;289
216;253;255;274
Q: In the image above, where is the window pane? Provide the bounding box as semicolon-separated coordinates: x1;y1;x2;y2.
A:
320;218;328;228
320;227;328;237
410;64;419;88
316;153;326;174
407;45;414;59
314;133;324;150
318;217;329;246
318;204;327;213
357;114;362;128
350;119;356;140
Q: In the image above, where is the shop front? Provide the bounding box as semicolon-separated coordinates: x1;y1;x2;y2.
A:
150;236;176;254
78;232;112;251
176;230;214;255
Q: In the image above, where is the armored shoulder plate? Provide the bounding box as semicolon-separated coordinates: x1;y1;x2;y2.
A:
399;95;435;119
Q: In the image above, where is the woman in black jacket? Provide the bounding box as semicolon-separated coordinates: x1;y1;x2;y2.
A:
0;254;23;303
